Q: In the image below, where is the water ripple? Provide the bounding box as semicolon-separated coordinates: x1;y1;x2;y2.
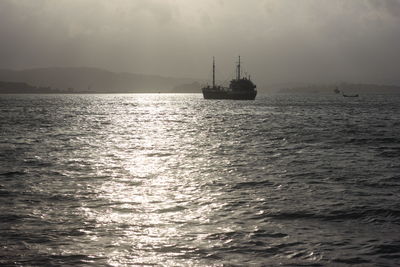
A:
0;93;400;266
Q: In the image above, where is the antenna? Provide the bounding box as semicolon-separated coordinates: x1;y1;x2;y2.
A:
237;55;241;80
212;56;215;88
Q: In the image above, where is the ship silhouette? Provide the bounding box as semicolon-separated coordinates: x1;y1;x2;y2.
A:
202;56;257;100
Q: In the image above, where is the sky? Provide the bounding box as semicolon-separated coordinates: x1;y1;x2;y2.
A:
1;0;400;86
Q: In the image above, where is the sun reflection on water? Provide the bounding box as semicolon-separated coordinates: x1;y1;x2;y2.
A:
77;95;220;265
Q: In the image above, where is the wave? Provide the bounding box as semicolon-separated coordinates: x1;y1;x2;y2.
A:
347;137;400;145
264;207;400;224
0;171;26;177
231;179;275;190
377;148;400;158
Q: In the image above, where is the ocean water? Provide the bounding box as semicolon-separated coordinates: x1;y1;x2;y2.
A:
0;93;400;266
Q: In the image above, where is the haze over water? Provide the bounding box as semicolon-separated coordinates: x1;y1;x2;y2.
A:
1;93;400;266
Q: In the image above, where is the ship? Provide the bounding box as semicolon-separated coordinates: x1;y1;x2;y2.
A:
202;56;257;100
335;86;358;97
343;93;359;97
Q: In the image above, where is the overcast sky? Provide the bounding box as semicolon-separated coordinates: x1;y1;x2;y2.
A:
1;0;399;86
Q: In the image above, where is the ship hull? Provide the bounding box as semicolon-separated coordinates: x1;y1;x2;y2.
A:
202;90;257;100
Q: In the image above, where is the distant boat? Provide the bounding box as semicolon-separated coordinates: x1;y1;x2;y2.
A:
343;93;359;97
334;87;340;94
202;56;257;100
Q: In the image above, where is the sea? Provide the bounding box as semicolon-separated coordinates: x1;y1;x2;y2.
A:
0;93;399;266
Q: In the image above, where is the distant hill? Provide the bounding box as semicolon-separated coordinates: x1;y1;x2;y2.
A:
3;67;398;95
0;67;199;93
171;82;202;93
276;83;400;94
0;81;56;94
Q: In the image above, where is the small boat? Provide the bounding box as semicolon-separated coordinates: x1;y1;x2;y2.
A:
342;94;359;97
334;87;340;94
202;56;257;100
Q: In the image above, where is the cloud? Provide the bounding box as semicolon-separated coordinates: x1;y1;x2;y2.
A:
0;0;399;85
367;0;400;18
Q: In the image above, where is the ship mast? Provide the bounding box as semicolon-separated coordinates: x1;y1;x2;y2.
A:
213;56;215;88
237;56;241;80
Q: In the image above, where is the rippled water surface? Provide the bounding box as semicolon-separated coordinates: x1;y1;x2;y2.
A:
1;93;400;266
